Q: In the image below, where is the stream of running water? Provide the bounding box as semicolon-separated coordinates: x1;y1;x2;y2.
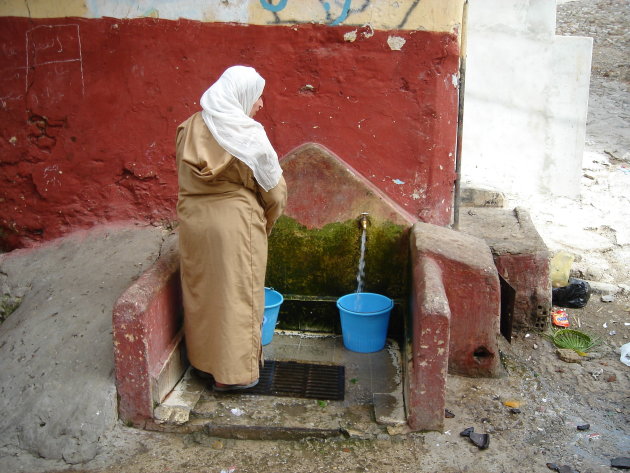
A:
356;226;367;293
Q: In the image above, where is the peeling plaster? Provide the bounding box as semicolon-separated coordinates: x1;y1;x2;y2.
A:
387;35;406;50
344;30;357;42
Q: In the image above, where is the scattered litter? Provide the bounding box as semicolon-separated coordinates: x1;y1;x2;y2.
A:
546;464;579;473
550;251;574;288
620;342;630;366
459;427;489;449
503;400;521;408
610;457;630;469
230;408;245;416
577;423;590;431
220;467;237;473
509;408;521;414
469;432;490;449
610;330;617;336
552;309;570;328
545;328;601;355
588;433;601;441
444;408;455;418
601;294;615;303
603;322;608;328
211;439;224;450
591;368;604;380
552;278;591;308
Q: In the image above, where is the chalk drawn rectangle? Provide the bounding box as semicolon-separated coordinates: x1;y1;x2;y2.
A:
27;24;82;67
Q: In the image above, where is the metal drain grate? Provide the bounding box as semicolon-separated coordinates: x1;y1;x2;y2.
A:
243;360;345;401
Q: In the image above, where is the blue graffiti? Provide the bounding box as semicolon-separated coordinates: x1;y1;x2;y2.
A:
259;0;352;25
330;0;352;25
259;0;289;13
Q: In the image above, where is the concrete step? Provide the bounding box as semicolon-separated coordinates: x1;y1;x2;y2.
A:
152;333;406;440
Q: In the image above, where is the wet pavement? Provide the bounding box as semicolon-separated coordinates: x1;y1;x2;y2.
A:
154;332;406;439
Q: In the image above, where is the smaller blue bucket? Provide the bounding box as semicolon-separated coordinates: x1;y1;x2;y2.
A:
262;288;283;346
337;292;393;353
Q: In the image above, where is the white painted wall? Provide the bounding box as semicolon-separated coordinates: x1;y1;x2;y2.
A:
461;0;592;200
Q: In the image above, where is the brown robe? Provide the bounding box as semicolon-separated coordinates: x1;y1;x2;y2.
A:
176;112;287;385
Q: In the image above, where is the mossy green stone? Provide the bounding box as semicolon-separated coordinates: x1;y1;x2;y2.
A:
266;216;409;332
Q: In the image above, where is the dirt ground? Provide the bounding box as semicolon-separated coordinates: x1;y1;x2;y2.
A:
31;296;630;473
1;0;629;472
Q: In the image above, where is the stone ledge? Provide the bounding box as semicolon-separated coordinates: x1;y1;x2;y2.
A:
459;207;552;330
411;222;502;378
112;232;184;424
407;255;451;432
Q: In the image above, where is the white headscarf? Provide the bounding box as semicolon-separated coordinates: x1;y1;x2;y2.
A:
200;65;282;191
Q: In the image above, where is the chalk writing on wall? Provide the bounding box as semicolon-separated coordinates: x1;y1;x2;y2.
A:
25;24;84;97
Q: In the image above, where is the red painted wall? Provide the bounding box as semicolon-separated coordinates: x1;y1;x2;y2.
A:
0;17;460;249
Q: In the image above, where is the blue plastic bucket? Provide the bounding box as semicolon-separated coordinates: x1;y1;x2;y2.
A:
337;292;393;353
262;288;283;346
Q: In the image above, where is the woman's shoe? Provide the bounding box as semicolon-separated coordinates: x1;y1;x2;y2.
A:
213;378;259;392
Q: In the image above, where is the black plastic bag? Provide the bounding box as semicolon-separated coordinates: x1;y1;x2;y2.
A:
552;278;591;308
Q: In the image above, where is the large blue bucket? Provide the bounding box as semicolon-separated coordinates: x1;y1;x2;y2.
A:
262;288;283;346
337;292;393;353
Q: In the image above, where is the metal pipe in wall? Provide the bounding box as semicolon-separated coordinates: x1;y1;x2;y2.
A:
452;0;469;230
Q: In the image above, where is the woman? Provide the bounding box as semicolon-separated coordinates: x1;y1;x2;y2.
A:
176;66;287;391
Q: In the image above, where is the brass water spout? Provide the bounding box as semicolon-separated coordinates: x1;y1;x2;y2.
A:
358;213;369;230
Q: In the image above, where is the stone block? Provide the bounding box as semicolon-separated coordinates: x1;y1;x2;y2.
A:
459;185;505;208
112;233;184;424
407;255;450;431
458;207;552;330
411;222;502;378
